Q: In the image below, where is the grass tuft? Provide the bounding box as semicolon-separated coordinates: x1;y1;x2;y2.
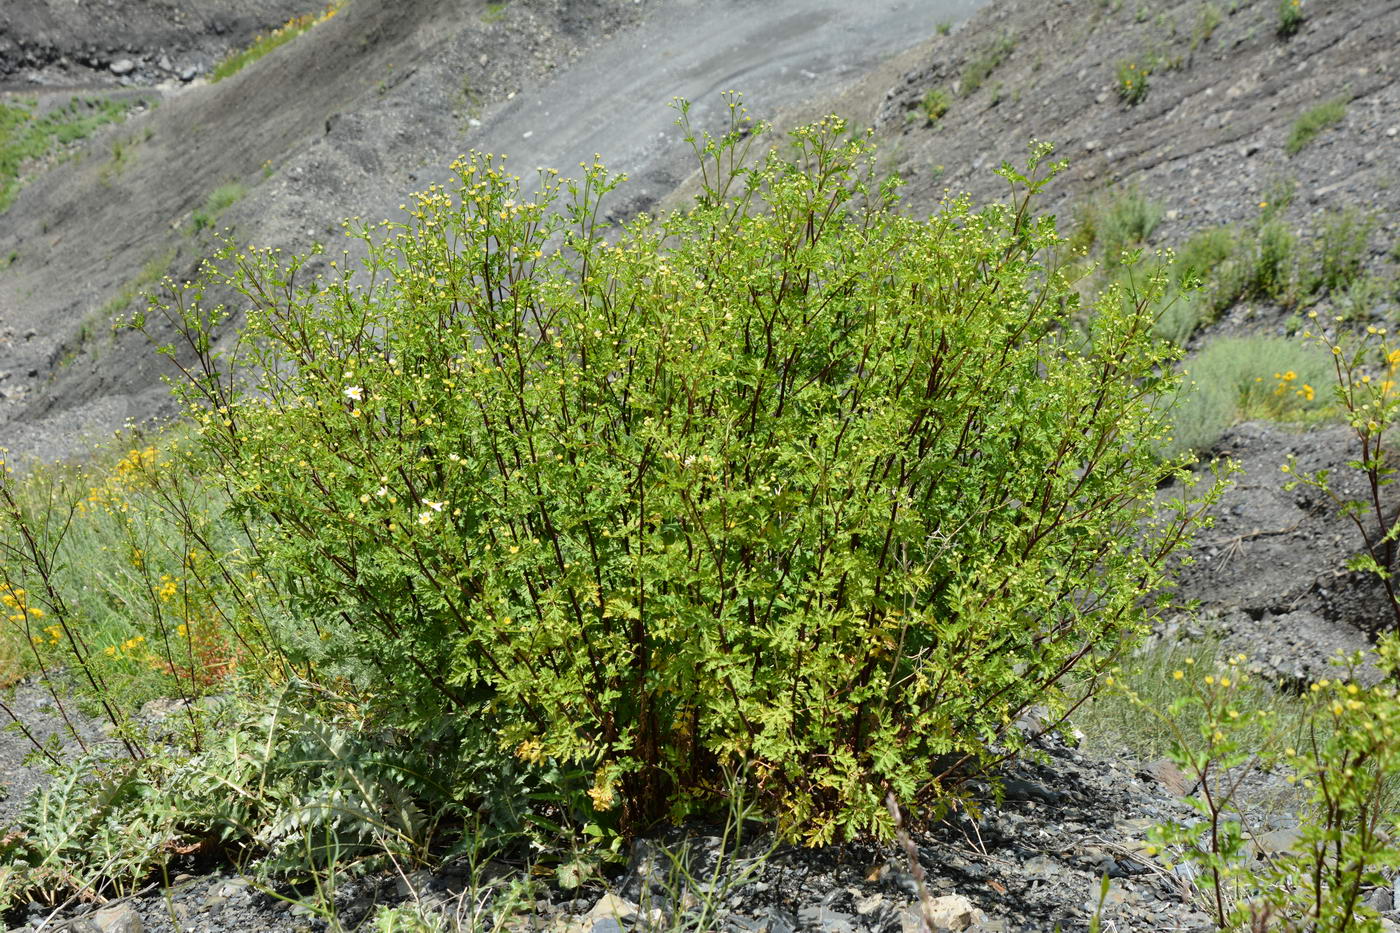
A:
960;32;1015;96
192;182;248;232
1285;96;1346;156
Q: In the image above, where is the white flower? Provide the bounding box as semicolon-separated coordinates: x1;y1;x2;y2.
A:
424;500;445;512
376;486;388;497
418;511;435;526
343;385;364;402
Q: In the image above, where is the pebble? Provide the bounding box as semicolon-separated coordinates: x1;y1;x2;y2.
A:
109;58;135;75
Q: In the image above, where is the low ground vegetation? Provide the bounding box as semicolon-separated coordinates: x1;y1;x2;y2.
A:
210;3;342;83
0;96;149;212
4;91;1400;931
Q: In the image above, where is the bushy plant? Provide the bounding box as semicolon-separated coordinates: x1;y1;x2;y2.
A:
1244;219;1297;304
1302;208;1374;297
1191;3;1223;50
960;32;1015;96
137;99;1218;842
921;87;951;124
1071;187;1164;263
1139;639;1400;930
210;3;341;83
1116;58;1151;105
1288;320;1400;632
1277;0;1305;39
192;181;248;233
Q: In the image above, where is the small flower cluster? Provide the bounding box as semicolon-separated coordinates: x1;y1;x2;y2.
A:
1270;369;1315;402
2;583;44;623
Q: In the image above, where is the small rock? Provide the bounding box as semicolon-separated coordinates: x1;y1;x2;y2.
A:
584;894;637;923
1253;826;1301;856
797;906;859;933
179;65;198;82
93;904;143;933
110;59;135;76
1143;758;1193;797
1084;139;1100;152
854;893;886;916
903;895;983;932
1386;126;1398;138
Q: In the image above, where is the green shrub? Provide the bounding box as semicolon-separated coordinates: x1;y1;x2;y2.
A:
138;101;1215;843
1165;335;1331;456
960;32;1015;96
1143;638;1400;929
1286;96;1346;156
1302;207;1374;297
1115;58;1151;105
921;87;951;124
1243;218;1297;304
1276;0;1305;38
211;4;341;83
1075;187;1164;262
1191;3;1222;49
1292;325;1400;632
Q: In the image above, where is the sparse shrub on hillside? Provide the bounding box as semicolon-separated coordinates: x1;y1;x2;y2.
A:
1243;218;1297;304
921;87;951;124
192;181;247;232
210;3;341;83
1164;336;1330;456
1302;207;1374;297
1258;175;1296;222
1286;96;1346;156
136;98;1219;842
960;32;1015;96
1290;323;1400;633
1115;58;1151;105
1191;3;1223;50
0;96;147;212
1276;0;1305;39
1074;187;1164;262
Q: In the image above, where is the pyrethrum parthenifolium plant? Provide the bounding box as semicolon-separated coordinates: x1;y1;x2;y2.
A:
1138;640;1400;932
1286;319;1400;632
135;96;1221;842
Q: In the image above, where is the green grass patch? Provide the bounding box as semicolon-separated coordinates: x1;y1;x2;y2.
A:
1302;207;1374;297
482;1;510;23
1076;636;1315;762
191;182;248;232
1;96;144;212
210;3;341;83
960;32;1015;96
1285;96;1347;156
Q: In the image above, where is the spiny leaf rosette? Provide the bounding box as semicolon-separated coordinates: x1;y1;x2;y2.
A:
145;98;1215;843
